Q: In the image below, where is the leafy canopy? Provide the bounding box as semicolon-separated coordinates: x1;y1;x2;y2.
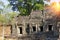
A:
0;0;17;24
9;0;44;16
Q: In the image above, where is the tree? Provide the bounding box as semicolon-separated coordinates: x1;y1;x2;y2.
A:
0;1;8;40
0;14;8;40
0;1;4;14
0;12;17;40
5;12;18;23
9;0;44;16
0;0;18;40
5;12;18;36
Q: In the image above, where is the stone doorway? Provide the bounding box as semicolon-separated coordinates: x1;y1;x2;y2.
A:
19;27;22;34
48;25;53;31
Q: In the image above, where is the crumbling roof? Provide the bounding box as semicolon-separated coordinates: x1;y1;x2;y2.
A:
16;10;43;24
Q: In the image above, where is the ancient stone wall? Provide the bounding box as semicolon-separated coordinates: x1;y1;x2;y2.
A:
0;25;12;40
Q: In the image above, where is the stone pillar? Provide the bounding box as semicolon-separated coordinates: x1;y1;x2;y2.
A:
57;28;60;40
12;24;16;36
57;27;60;40
43;25;45;32
59;28;60;38
37;24;40;31
36;24;38;32
23;22;26;35
30;24;32;34
46;26;48;31
43;22;47;32
53;25;56;31
53;22;57;31
57;22;60;39
15;23;18;36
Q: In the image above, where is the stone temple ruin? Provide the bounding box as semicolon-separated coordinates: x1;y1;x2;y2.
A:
0;10;60;40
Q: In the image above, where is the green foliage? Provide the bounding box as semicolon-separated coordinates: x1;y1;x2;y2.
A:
33;4;44;10
17;0;44;16
0;1;18;25
18;0;23;2
0;14;8;23
5;12;17;21
0;0;17;24
0;12;17;24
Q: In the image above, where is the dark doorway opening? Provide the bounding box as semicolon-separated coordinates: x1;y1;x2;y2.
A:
33;26;36;32
48;25;52;31
19;27;22;34
40;26;43;32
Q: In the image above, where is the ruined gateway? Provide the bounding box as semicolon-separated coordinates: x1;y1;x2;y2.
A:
3;10;60;40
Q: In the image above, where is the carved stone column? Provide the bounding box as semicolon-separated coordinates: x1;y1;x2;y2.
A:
36;24;38;32
23;22;26;35
57;22;60;39
43;22;47;32
30;24;32;34
12;24;16;36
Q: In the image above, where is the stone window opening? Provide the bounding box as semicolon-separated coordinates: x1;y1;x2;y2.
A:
48;25;53;31
19;27;22;34
32;26;36;32
40;26;43;32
